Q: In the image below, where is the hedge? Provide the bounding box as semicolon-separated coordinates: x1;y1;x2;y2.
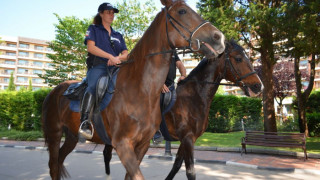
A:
207;95;263;133
307;112;320;137
0;88;51;131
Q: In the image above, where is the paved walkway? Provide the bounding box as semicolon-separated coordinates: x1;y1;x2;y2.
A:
1;139;320;174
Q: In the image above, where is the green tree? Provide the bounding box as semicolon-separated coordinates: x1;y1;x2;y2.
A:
27;78;32;91
280;0;320;136
198;0;288;132
113;0;157;51
7;72;15;91
39;14;91;86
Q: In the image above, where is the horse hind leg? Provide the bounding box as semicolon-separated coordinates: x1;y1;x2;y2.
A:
57;127;79;179
165;144;184;180
103;144;113;180
46;126;64;180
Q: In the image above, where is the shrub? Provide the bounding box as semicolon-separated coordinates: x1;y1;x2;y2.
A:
207;95;263;133
277;116;299;132
0;88;52;131
307;112;320;137
0;92;12;128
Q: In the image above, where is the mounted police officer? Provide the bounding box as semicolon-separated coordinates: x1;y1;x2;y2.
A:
79;2;128;140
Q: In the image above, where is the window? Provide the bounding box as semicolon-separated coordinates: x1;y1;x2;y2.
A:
34;53;44;58
46;63;54;68
4;69;14;74
33;70;43;75
17;77;28;83
5;60;15;65
4;78;10;83
33;61;43;67
19;43;29;49
46;47;53;51
6;52;16;56
18;60;28;65
35;45;44;50
32;78;43;84
18;68;28;74
19;51;29;57
7;43;17;47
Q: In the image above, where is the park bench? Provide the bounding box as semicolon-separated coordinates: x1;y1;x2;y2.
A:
241;131;307;160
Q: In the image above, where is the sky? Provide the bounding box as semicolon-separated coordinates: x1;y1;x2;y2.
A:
0;0;198;41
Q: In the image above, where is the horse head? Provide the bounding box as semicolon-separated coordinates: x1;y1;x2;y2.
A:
223;41;263;97
161;0;225;58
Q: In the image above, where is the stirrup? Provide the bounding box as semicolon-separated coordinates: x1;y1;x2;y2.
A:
152;131;164;145
79;120;94;140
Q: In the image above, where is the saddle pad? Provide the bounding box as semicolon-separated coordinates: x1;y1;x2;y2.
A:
69;72;118;112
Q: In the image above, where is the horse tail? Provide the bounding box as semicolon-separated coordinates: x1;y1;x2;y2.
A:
41;81;74;179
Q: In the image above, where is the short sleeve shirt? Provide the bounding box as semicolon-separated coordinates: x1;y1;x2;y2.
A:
165;52;181;87
84;24;127;62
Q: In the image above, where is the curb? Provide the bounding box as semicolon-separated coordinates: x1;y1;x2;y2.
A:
150;143;320;159
1;144;320;175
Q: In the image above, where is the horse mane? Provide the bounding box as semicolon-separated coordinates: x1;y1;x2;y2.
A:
177;58;209;86
226;39;243;53
178;39;244;86
127;10;164;63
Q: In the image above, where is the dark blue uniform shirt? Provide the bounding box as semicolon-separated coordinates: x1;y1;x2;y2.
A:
84;24;127;62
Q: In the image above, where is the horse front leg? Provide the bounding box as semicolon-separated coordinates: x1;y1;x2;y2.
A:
115;139;144;180
103;144;113;179
182;135;196;180
165;144;184;180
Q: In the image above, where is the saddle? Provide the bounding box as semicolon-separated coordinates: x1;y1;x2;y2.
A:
63;68;119;145
63;78;87;100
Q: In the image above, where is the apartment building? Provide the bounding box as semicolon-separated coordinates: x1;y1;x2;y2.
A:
0;35;55;91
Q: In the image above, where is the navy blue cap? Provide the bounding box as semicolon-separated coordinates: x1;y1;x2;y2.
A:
98;3;119;13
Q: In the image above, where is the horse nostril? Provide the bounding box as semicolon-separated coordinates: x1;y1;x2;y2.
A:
213;33;221;41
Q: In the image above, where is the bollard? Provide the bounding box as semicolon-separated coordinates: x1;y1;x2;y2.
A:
165;141;172;156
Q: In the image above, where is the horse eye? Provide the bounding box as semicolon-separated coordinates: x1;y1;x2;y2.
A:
235;58;242;62
178;9;187;15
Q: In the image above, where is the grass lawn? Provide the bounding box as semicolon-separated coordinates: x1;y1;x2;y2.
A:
1;130;319;154
194;132;320;154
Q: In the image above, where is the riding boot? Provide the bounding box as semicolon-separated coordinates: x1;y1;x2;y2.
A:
79;91;95;140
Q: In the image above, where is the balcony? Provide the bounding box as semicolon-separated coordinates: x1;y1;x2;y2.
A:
0;45;17;51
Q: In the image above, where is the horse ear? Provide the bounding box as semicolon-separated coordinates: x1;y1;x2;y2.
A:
161;0;173;8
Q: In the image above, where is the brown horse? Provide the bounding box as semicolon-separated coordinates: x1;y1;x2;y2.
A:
164;40;263;180
41;0;225;179
101;40;263;179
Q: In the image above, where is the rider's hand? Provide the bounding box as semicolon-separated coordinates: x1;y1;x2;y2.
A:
178;75;186;82
107;56;121;66
161;84;170;93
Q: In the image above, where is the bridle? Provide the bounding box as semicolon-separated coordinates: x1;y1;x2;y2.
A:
147;2;211;57
165;4;210;52
221;48;257;87
197;46;257;88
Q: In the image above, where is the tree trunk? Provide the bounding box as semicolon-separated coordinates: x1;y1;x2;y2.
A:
261;52;277;132
294;53;315;137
